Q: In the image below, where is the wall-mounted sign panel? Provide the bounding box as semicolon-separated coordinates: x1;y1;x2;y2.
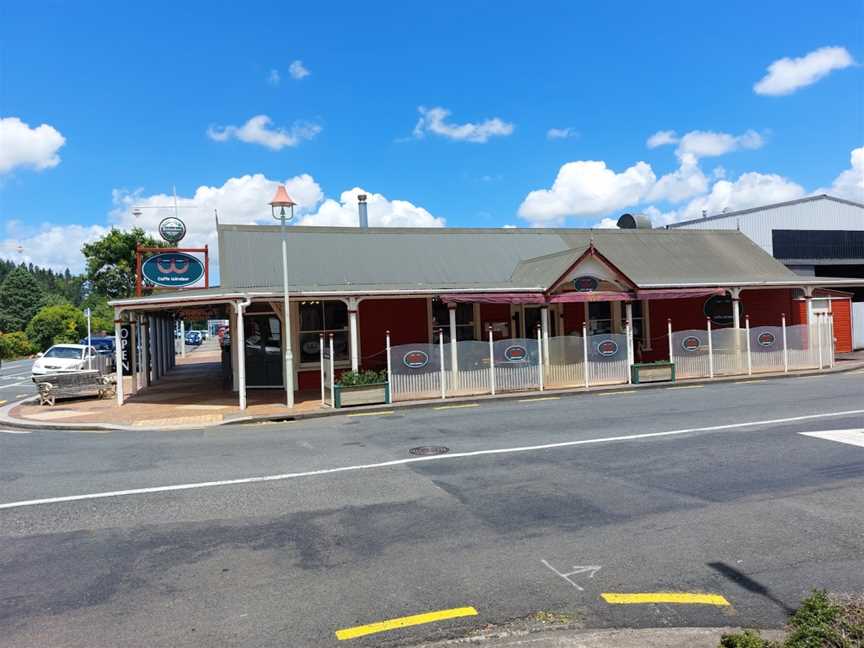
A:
142;252;205;288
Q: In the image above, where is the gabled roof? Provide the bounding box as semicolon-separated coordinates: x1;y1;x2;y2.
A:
668;194;864;228
216;224;803;293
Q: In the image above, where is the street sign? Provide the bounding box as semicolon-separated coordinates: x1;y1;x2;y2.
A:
158;217;187;244
704;295;735;326
142;252;205;288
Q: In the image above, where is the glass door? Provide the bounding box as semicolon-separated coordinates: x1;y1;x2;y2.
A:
244;314;283;387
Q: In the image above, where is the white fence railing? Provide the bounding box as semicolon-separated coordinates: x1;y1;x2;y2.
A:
383;314;834;403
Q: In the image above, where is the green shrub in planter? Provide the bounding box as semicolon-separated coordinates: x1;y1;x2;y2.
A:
337;369;387;386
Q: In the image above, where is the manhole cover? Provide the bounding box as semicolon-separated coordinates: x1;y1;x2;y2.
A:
409;446;450;456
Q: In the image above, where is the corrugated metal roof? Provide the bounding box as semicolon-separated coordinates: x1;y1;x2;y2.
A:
217;224;801;292
668;194;864;228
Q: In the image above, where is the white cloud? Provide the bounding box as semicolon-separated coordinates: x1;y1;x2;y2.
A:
646;128;764;160
818;146;864;202
594;218;619;229
413;106;514;143
646;130;678;149
266;69;280;86
207;115;321;150
754;46;855;96
0;116;66;174
546;127;578;140
518;160;656;225
677;172;805;222
647;153;709;203
297;187;444;227
288;60;310;80
0;224;108;273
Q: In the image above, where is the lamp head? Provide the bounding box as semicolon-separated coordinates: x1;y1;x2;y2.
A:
269;185;296;222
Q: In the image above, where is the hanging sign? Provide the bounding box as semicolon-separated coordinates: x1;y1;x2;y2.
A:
704;295;735;326
142;252;205;288
573;276;599;292
503;344;528;362
595;339;619;357
757;331;776;348
681;335;702;352
403;350;430;369
158;217;187;244
119;324;132;376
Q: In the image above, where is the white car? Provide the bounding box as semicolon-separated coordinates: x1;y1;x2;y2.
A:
32;344;98;376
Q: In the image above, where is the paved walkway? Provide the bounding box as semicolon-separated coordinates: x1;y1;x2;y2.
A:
5;346;864;430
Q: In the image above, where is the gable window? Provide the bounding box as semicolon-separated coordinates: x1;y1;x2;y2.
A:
299;300;349;364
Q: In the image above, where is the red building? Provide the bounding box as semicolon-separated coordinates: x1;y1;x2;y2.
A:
111;221;863;408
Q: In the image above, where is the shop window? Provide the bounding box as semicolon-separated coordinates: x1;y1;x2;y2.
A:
299;300;349;364
587;302;612;334
431;299;476;341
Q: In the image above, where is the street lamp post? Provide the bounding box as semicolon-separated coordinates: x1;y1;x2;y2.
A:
270;186;296;408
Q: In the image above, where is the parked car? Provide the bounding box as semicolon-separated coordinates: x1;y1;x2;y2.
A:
191;329;208;340
185;331;202;346
32;344;99;376
80;336;115;354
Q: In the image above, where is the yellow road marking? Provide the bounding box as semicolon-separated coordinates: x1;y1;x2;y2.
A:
518;396;560;402
667;385;703;390
335;606;478;640
602;592;730;606
434;403;479;410
596;390;636;396
346;411;394;417
735;379;766;384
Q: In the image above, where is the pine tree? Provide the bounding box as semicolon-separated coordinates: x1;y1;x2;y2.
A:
0;267;46;332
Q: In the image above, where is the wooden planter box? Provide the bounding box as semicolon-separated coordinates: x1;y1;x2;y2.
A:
630;361;675;384
333;382;391;408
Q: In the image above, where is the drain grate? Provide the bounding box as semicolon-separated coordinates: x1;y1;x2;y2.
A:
409;446;450;456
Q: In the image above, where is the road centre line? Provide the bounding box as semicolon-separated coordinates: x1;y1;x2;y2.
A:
2;408;863;511
0;429;31;434
335;606;478;640
601;593;729;606
434;403;479;410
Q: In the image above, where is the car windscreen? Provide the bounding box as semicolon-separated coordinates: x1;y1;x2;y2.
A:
43;347;83;359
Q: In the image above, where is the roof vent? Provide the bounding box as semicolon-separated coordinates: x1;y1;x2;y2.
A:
357;194;368;228
617;213;652;229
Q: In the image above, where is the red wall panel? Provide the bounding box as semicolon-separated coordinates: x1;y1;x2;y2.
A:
830;299;853;353
562;303;585;334
480;303;512;340
359;298;429;369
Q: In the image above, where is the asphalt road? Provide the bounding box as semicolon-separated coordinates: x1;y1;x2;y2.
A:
0;358;36;409
1;369;863;647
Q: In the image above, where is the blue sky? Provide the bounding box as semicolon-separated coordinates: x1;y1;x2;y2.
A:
0;1;862;275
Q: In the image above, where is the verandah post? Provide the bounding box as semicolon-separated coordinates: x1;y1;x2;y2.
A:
707;317;714;379
536;324;544;392
329;334;335;403
816;313;824;370
582;322;589;390
829;313;835;368
385;329;392;386
319;333;325;405
488;325;495;395
781;313;789;373
667;318;673;363
438;328;446;399
745;315;752;376
626;321;633;385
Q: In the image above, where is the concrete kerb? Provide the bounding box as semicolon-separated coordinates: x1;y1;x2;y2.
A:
2;360;861;433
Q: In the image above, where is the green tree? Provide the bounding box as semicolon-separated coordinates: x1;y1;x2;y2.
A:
81;228;165;299
0;267;46;332
0;332;36;359
80;293;115;333
25;304;86;350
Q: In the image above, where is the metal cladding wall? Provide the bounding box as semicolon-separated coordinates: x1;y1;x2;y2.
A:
669;196;864;256
830;298;853;353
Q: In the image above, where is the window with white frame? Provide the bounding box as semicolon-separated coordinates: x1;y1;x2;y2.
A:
431;299;476;342
298;300;349;364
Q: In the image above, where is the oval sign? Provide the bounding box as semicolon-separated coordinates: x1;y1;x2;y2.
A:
704;294;735;326
158;216;187;244
757;331;776;348
142;252;204;288
681;335;701;352
402;350;429;369
504;344;528;362
573;276;599;292
596;339;619;357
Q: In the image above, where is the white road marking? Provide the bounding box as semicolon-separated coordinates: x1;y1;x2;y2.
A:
2;408;863;511
799;429;864;448
541;559;602;591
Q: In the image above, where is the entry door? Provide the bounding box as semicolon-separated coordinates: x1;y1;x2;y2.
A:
512;305;557;339
244;314;283;387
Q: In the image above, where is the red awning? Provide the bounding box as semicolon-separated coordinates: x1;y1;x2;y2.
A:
635;288;727;301
548;291;635;303
441;293;547;304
